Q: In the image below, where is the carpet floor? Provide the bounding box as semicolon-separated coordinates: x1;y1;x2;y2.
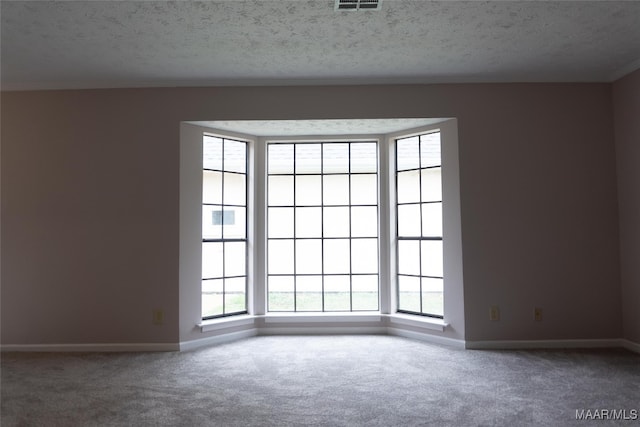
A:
2;335;639;426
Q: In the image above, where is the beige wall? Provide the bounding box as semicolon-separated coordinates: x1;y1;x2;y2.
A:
1;83;622;345
613;69;640;345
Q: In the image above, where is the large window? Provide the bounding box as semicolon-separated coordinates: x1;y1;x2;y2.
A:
266;141;379;312
185;122;459;324
396;132;444;318
201;135;248;319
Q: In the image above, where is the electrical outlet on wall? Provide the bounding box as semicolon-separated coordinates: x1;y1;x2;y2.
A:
490;306;500;321
534;307;543;322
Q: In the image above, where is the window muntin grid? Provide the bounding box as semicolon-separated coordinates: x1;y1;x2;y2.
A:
267;141;379;312
202;135;248;319
396;132;444;318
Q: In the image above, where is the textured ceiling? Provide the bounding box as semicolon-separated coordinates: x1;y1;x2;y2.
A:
2;0;640;90
191;118;445;136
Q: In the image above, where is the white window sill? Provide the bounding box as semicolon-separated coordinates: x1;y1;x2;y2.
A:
197;312;447;333
385;313;448;332
198;314;256;332
263;312;382;324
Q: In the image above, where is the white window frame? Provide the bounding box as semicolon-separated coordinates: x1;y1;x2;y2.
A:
386;120;464;322
263;137;382;313
179;119;463;339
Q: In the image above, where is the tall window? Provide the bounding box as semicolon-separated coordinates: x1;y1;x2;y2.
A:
267;141;379;312
202;135;248;319
396;132;443;318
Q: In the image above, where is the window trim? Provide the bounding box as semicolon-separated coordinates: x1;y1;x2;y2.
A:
201;134;250;320
179;120;463;341
394;130;444;319
385;120;464;326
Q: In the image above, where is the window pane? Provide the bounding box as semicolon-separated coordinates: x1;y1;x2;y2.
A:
296;207;322;238
224;139;247;174
420;132;441;168
295;175;322;206
323;206;350;238
396;132;445;318
296;144;322;174
202;279;224;317
202;242;223;279
421;167;442;202
268;276;295;311
203;136;223;170
224;277;246;313
269;144;294;174
323;239;350;274
222;207;245;239
398;275;421;312
203;171;222;204
324;275;351;311
397;170;420;204
323;175;349;205
396;137;419;171
223;172;246;206
268;207;294;238
224;139;246;173
224;241;246;277
202;205;222;239
352;275;379;311
296;239;322;274
266;141;379;313
268;176;294;206
422;277;443;316
397;240;420;276
350;143;377;173
202;136;247;320
422;203;443;237
296;275;323;311
351;238;378;274
421;240;443;277
268;239;294;274
397;204;421;237
351;174;377;205
351;206;377;237
323;143;349;174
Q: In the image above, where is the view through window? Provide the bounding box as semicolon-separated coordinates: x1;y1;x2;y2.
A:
267;141;379;312
199;129;445;320
202;135;248;318
396;132;444;318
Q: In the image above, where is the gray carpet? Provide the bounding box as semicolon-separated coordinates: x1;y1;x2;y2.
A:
2;335;639;426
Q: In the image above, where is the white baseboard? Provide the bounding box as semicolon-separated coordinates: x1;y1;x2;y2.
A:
179;328;258;352
0;342;179;352
259;326;387;336
465;339;623;350
621;339;640;354
5;334;637;354
263;313;382;323
385;314;447;332
388;327;465;349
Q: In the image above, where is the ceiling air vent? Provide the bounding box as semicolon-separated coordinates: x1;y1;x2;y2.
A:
335;0;382;11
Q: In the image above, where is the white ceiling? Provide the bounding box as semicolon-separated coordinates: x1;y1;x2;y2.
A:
191;118;445;136
2;0;640;91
